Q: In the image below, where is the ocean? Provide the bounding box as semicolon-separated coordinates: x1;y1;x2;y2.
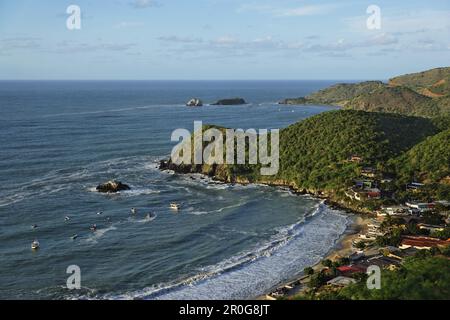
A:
0;80;351;299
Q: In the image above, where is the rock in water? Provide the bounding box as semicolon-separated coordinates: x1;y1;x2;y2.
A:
96;180;131;193
212;98;247;105
186;98;203;107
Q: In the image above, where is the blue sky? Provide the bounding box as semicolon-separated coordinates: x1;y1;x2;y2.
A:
0;0;449;79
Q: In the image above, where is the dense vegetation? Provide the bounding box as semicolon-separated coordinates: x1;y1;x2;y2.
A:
387;129;450;200
389;67;450;97
345;86;440;117
306;81;385;105
280;67;450;118
275;110;438;192
298;255;450;300
280;81;384;106
165;110;446;203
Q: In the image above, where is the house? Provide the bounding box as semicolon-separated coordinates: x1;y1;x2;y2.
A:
349;155;363;163
348;187;382;201
405;202;435;213
361;167;377;178
399;236;450;250
354;179;376;189
349;251;365;262
406;182;425;192
366;188;381;199
337;265;367;276
386;247;420;261
364;255;401;270
378;205;409;217
417;223;445;233
326;276;357;287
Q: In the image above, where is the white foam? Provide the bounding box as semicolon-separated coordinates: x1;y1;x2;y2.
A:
83;225;118;244
102;203;350;300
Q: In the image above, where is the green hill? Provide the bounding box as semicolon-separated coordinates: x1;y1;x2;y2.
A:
280;67;450;117
275;110;438;192
389;67;450;97
280;81;385;106
389;129;450;199
306;81;385;106
344;86;440;117
162;110;440;197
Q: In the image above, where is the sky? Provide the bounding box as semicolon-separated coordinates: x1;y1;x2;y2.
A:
0;0;449;80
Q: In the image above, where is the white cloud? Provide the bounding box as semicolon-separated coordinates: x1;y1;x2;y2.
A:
114;21;144;29
276;5;335;17
130;0;158;9
238;3;337;17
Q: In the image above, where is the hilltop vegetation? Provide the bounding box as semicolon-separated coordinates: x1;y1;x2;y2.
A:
389;67;450;98
307;81;385;106
391;129;450;184
280;81;384;106
345;86;440;117
280;67;450;118
388;129;450;200
163;110;446;203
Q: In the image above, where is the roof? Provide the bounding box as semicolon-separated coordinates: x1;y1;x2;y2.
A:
327;276;357;286
401;236;450;249
337;265;367;274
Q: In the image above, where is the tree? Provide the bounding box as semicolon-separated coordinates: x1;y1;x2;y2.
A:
321;259;333;268
304;267;314;276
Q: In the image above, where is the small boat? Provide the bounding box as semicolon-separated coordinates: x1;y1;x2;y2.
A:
97;211;103;215
71;234;79;240
31;224;38;229
31;240;40;250
131;208;138;215
65;216;70;221
170;203;181;210
90;224;97;232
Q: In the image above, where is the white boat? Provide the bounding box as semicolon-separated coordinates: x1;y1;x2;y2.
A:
170;203;181;210
31;240;40;250
131;208;138;215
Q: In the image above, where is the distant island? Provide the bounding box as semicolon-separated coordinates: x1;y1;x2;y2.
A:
212;98;247;105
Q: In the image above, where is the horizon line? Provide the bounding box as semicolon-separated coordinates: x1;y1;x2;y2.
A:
0;78;376;82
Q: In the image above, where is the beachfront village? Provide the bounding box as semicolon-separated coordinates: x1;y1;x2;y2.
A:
265;154;450;300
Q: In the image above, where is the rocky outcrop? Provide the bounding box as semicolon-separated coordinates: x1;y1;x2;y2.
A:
212;98;247;105
186;98;203;107
96;180;130;193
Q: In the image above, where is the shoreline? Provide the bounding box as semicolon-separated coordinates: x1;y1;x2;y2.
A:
256;210;371;300
159;166;375;300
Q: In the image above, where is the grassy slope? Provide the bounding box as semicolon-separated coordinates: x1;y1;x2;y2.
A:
306;81;385;105
390;129;450;185
389;67;450;97
344;86;440;117
283;67;450;117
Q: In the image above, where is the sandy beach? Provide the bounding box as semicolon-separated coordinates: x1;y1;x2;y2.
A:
257;213;372;300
